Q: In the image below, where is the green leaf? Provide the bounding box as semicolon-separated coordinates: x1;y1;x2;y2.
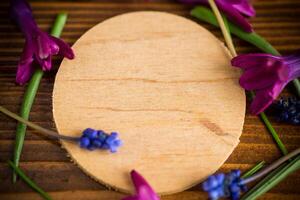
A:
242;161;265;179
13;13;68;182
191;6;280;56
8;161;52;200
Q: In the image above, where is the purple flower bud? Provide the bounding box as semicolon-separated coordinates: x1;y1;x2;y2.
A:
122;170;160;200
177;0;255;32
83;128;98;139
104;132;122;153
91;139;103;148
79;137;90;148
97;130;108;142
232;50;300;115
10;0;74;85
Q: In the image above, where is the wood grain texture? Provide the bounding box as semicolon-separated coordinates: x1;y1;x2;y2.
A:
0;0;299;199
52;11;245;194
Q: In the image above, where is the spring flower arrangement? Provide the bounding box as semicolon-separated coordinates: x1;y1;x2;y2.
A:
0;0;299;200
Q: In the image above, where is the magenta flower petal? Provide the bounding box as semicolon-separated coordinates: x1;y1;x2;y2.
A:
232;53;282;70
16;42;35;85
284;50;300;79
50;36;75;59
230;0;256;17
231;50;300;115
216;0;252;32
238;67;278;90
10;0;74;85
37;55;52;71
35;31;57;59
233;54;289;90
122;170;160;200
177;0;254;32
250;82;286;115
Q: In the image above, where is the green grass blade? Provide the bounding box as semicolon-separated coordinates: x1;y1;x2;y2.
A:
13;13;68;182
241;155;300;200
249;91;288;155
259;112;288;155
8;160;52;200
242;161;265;179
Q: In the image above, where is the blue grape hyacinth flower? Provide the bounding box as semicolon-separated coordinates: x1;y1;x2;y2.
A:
273;97;300;125
202;170;246;200
79;128;122;153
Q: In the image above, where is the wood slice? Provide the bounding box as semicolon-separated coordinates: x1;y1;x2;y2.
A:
52;11;246;195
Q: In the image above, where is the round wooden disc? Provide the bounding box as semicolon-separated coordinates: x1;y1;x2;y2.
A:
53;11;245;195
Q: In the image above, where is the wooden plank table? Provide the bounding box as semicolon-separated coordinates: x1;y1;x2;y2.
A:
0;0;299;199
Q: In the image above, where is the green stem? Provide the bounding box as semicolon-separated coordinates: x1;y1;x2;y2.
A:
242;161;265;179
241;155;300;200
13;13;68;182
8;160;52;200
192;5;288;155
207;0;237;57
249;91;288;155
260;112;288;155
191;6;300;97
241;148;300;184
0;105;78;141
293;79;300;97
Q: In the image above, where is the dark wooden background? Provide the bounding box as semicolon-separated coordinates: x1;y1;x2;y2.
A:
0;0;299;199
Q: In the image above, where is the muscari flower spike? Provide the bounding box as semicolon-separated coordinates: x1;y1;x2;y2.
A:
10;0;74;85
79;128;122;153
122;170;160;200
202;170;246;200
273;97;300;125
231;50;300;115
177;0;255;32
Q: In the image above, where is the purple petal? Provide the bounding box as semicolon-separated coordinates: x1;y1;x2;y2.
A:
216;0;253;32
36;31;59;59
230;0;256;17
10;0;37;36
34;53;52;71
239;67;278;90
130;170;160;200
231;53;282;70
50;36;75;59
239;60;289;90
283;49;300;79
177;0;254;32
232;53;290;91
250;82;286;115
16;61;35;85
16;42;35;85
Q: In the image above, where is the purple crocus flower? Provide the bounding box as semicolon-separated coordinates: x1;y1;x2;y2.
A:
123;170;160;200
10;0;74;85
177;0;255;32
232;50;300;115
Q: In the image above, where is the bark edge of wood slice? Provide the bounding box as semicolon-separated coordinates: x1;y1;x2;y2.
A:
52;11;246;195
